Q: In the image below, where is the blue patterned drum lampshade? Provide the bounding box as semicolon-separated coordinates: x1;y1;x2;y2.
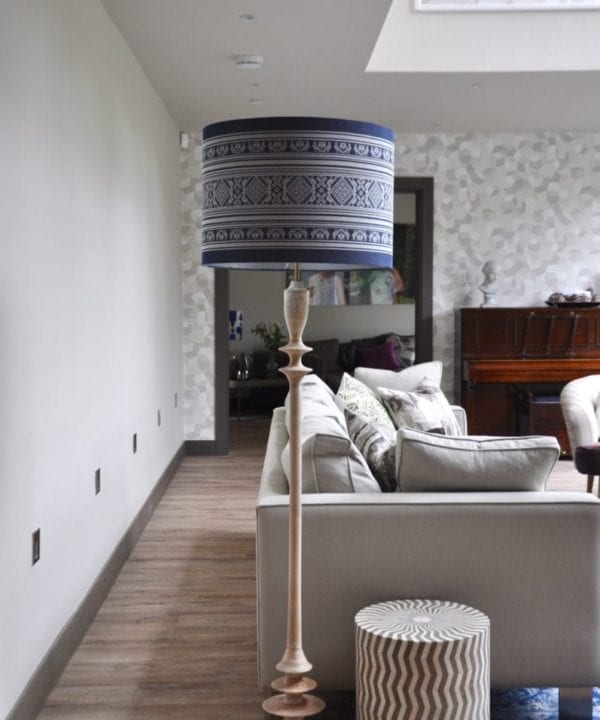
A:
201;116;394;270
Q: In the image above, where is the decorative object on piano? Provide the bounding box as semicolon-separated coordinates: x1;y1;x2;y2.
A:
546;289;600;308
478;261;498;307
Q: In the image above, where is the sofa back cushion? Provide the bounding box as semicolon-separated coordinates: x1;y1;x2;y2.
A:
281;374;381;494
396;427;560;492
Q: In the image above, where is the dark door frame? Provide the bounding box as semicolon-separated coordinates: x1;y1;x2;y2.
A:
394;176;434;363
212;177;434;451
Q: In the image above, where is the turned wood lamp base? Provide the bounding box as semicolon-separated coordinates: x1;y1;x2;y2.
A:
263;269;324;718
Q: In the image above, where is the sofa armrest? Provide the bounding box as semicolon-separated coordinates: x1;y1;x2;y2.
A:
451;404;467;434
560;375;600;454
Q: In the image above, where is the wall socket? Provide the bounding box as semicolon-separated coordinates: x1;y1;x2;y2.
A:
132;433;138;454
95;468;101;495
157;409;161;427
32;529;40;565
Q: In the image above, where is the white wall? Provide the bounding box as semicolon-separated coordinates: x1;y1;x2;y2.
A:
0;2;183;715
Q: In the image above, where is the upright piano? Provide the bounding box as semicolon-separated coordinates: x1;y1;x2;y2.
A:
460;306;600;454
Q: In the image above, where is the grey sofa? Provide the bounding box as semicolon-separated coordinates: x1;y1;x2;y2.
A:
256;406;600;696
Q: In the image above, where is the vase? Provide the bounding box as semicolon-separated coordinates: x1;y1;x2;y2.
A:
266;352;279;378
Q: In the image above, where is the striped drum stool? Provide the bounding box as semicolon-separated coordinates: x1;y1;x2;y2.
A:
355;599;490;720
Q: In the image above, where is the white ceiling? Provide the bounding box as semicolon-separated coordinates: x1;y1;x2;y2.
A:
101;0;600;134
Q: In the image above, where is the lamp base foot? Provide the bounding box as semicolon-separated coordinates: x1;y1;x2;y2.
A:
263;691;325;718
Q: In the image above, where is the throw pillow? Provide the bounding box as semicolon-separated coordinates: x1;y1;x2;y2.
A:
280;412;381;493
355;340;403;371
378;379;462;436
396;427;560;492
354;361;443;394
335;373;396;441
344;408;397;492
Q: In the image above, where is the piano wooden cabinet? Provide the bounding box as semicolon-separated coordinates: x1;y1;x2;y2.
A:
459;306;600;455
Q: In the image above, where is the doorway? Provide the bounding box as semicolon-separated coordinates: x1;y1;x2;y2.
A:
212;177;434;452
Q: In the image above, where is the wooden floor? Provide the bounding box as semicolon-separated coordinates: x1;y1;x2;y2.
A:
37;419;589;720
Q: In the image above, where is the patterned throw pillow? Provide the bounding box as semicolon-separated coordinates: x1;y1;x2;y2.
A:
344;408;397;492
335;373;396;441
378;378;462;436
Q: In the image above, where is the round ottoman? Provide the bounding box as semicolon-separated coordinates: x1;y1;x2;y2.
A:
575;444;600;495
355;599;490;720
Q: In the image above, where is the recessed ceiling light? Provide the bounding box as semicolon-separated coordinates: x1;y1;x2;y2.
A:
433;123;443;130
239;13;256;20
249;99;263;105
235;54;263;70
470;82;482;90
248;82;260;88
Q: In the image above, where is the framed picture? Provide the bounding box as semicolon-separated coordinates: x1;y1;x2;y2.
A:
286;223;416;306
228;309;243;340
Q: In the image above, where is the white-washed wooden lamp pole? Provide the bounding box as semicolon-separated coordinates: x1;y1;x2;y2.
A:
200;117;394;718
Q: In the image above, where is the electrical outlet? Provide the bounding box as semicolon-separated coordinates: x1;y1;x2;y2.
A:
132;433;138;454
174;392;178;408
157;409;161;427
95;468;101;495
32;529;40;565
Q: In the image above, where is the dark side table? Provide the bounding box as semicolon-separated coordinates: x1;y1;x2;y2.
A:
229;378;287;420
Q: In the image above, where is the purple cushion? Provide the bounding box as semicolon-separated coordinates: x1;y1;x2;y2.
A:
355;340;401;371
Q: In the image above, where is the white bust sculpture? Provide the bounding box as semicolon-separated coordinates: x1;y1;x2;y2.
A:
479;261;498;308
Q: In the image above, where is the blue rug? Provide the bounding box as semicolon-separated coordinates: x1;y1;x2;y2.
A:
492;688;600;718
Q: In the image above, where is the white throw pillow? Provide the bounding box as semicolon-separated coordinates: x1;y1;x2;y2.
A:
378;379;462;436
396;427;560;492
354;361;443;393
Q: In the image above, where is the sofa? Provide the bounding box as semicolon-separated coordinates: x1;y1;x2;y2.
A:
256;370;600;695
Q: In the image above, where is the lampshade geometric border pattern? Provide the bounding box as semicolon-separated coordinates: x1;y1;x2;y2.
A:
201;117;395;270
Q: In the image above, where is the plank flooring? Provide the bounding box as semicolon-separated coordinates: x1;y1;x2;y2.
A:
36;419;589;720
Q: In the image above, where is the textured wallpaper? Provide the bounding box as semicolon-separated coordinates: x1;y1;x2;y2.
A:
181;134;215;440
395;132;600;399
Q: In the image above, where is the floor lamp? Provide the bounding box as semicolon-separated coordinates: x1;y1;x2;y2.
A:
200;116;394;718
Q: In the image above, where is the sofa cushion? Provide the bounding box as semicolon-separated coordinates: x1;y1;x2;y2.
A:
344;408;397;492
305;338;340;374
396;427;560;492
354;361;443;393
280;374;381;493
378;379;462;436
286;374;346;428
355;339;402;371
335;373;396;441
280;413;381;493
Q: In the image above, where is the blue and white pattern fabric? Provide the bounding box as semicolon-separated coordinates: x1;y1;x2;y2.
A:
491;687;600;718
201;117;394;270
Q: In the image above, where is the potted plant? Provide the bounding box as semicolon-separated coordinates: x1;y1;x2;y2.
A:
251;322;287;378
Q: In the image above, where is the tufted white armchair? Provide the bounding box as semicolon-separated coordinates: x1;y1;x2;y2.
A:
560;375;600;454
